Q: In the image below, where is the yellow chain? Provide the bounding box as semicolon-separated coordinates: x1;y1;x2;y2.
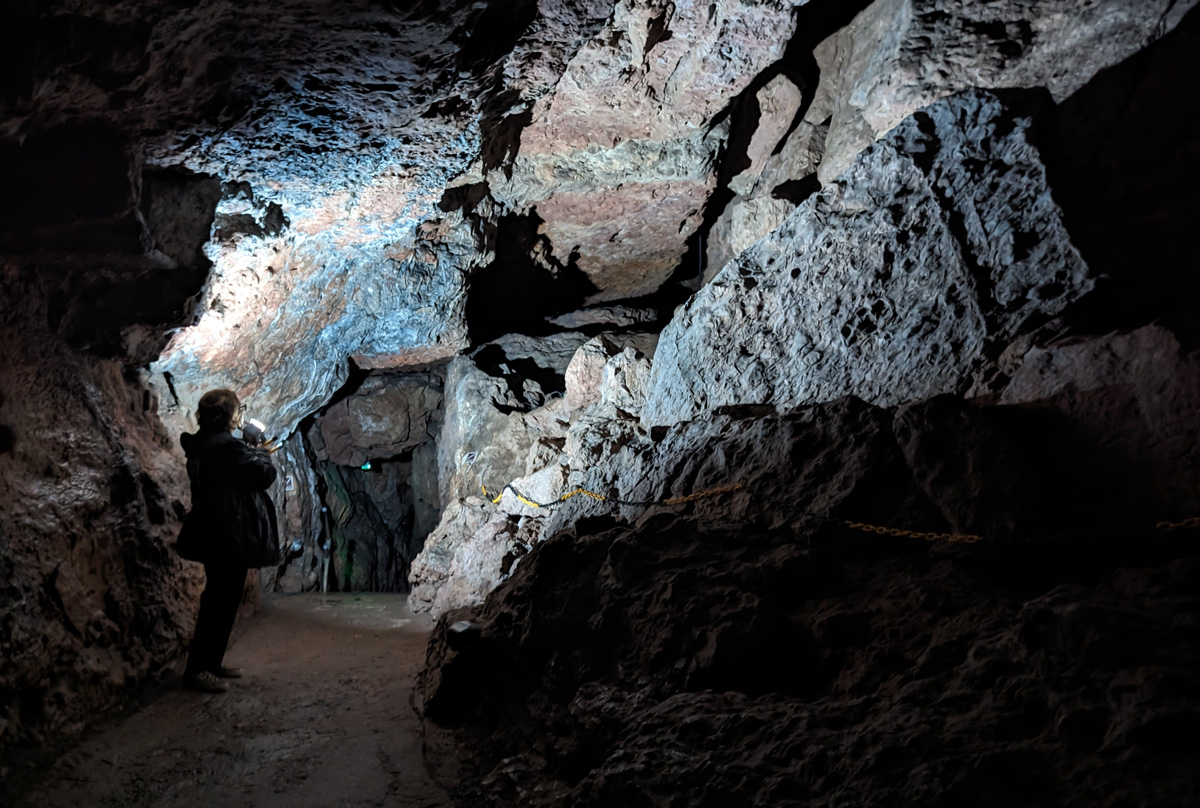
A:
843;521;983;544
482;476;1197;542
482;482;741;509
1156;516;1200;531
661;483;744;505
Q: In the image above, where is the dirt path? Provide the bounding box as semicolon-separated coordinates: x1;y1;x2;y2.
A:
14;594;456;808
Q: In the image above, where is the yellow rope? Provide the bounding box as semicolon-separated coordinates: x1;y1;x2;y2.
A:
661;483;745;505
481;474;1198;545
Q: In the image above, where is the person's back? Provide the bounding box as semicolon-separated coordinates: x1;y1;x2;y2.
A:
176;389;280;693
180;426;279;568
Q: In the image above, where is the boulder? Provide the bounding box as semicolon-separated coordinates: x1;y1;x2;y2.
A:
313;371;444;469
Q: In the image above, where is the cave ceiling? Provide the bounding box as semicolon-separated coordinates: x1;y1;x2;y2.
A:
1;0;802;434
2;0;1192;436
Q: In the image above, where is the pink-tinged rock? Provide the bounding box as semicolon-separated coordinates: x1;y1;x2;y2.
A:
493;0;798;301
728;75;804;197
535;181;717;301
0;317;200;752
313;372;443;469
706;195;796;283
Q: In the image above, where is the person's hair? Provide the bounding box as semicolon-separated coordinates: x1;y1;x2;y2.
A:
196;389;240;431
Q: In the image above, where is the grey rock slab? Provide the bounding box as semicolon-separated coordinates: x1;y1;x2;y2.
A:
644;89;1091;426
313;371;444;469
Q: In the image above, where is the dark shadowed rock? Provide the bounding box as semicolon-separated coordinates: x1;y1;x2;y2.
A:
417;398;1200;806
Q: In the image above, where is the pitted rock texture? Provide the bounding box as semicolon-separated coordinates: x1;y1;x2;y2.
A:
410;331;659;616
423;518;1200;807
816;0;1198;183
418;396;1200;806
6;0;623;437
645;89;1090;426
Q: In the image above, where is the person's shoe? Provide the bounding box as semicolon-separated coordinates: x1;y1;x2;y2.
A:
210;665;243;679
182;671;228;693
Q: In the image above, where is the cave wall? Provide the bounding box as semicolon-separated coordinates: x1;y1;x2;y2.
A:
0;296;199;752
0;119;220;752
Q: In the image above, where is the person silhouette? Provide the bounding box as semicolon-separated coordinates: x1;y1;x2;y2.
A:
176;389;280;693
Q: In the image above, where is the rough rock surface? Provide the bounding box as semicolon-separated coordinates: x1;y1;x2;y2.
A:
3;2;1199;792
489;0;799;301
418;395;1200;806
260;431;326;594
646;89;1091;425
816;0;1198;183
411;332;658;616
0;302;199;751
996;326;1200;523
4;0;624;436
313;371;444;469
706;74;810;279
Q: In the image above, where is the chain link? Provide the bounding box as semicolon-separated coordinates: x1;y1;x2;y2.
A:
482;482;744;510
480;475;1199;544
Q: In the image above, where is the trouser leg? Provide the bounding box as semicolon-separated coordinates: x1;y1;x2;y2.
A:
185;564;248;675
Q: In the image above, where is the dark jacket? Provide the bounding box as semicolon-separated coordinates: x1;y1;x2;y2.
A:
176;428;280;568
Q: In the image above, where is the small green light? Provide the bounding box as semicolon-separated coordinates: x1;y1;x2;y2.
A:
361;461;372;471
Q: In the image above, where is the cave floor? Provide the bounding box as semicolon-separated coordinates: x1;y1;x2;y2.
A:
15;593;456;808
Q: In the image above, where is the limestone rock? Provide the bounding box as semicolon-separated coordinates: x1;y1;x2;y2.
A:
408;497;495;615
0;317;198;751
411;332;659;617
999;326;1200;522
728;75;805;197
817;0;1199;183
261;431;326;594
706;76;829;283
546;305;657;330
645;90;1091;426
2;0;619;438
705;195;797;284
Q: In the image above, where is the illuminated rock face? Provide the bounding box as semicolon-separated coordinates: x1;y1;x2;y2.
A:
488;0;798;302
